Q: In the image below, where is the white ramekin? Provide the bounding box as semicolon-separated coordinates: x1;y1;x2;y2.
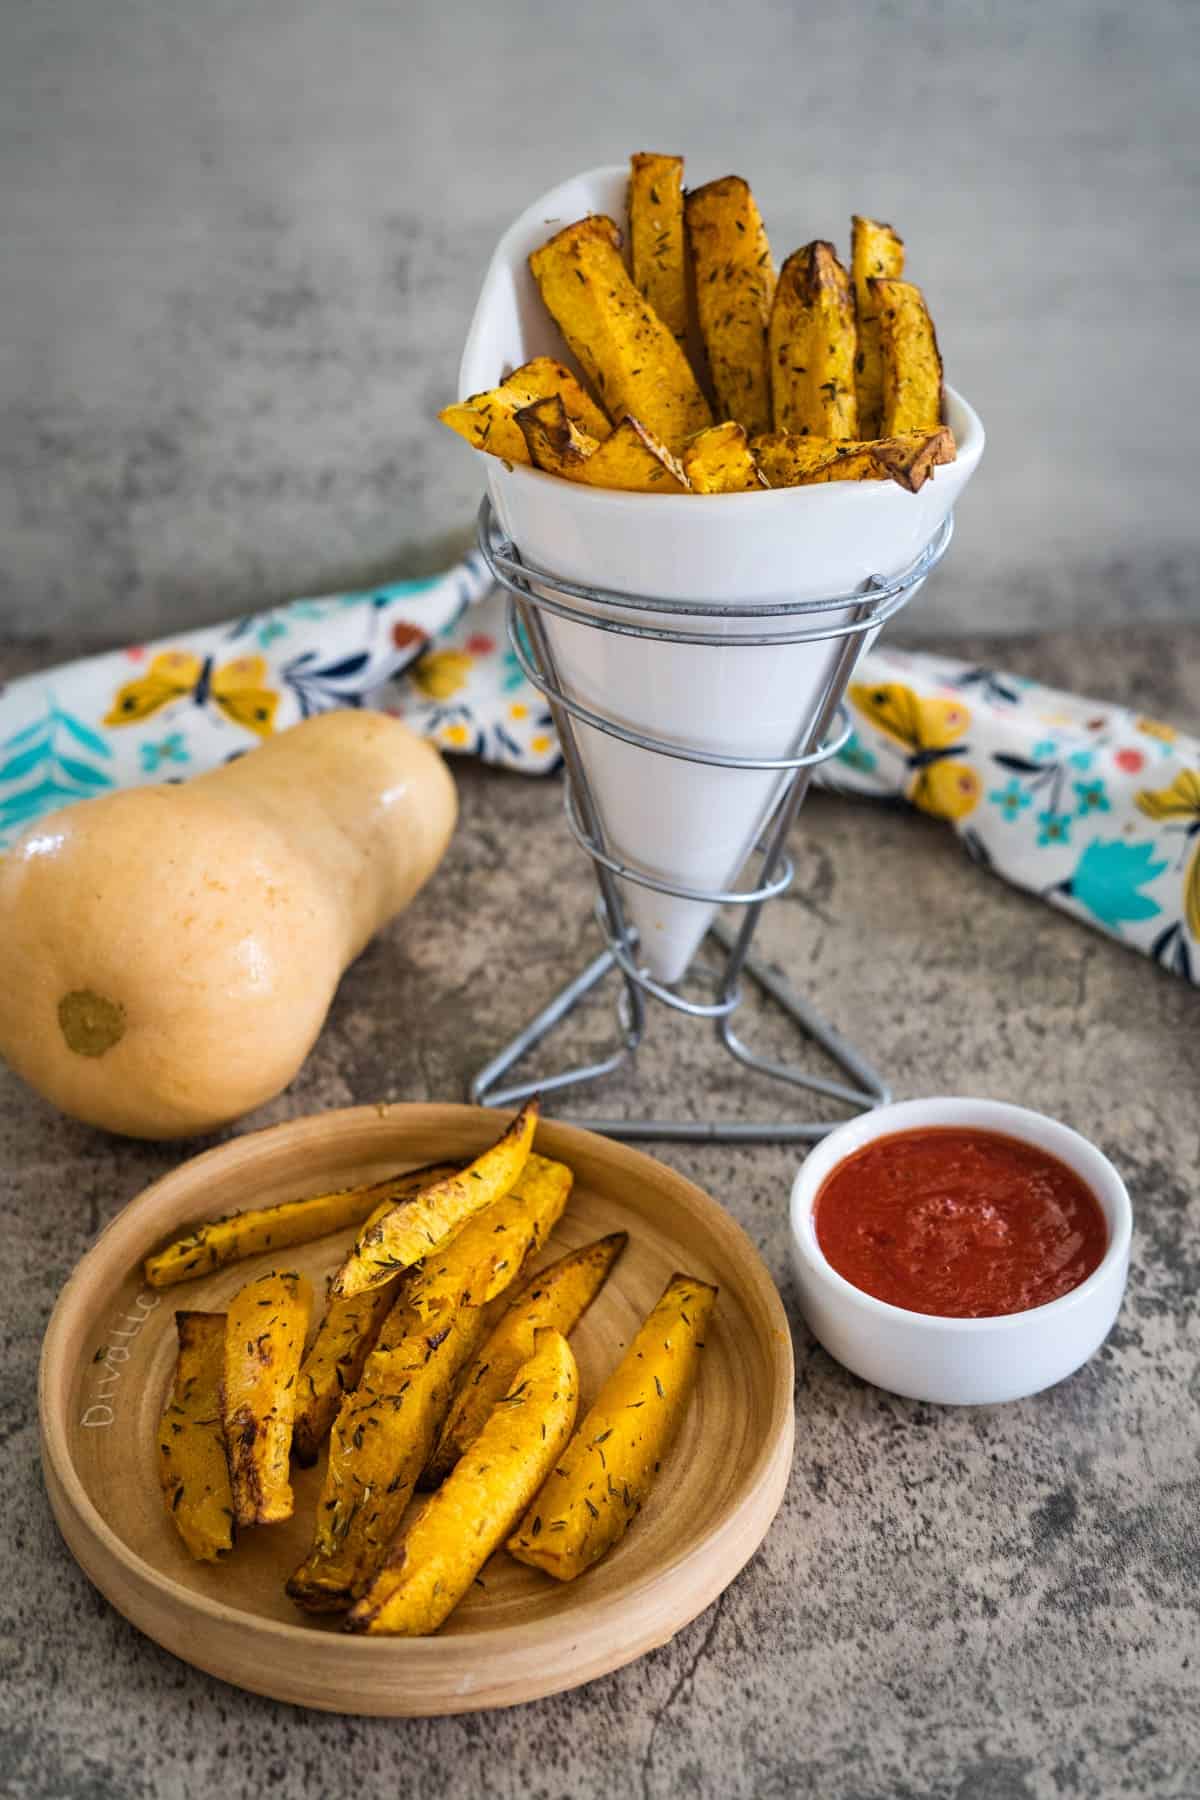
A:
789;1097;1132;1405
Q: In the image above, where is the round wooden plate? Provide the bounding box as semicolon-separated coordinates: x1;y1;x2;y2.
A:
39;1104;794;1715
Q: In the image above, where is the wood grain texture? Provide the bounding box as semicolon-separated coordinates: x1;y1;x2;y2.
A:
39;1104;793;1715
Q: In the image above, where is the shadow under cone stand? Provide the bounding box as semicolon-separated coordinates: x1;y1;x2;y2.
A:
470;916;891;1143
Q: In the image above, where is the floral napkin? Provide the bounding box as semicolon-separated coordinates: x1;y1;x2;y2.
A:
1;561;1195;985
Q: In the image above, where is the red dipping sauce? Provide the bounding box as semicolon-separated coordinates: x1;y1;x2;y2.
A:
814;1127;1108;1318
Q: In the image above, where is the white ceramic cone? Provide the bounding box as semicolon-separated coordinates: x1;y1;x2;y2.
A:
459;167;985;984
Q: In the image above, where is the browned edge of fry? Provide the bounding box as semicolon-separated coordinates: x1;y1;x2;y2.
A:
872;425;957;492
516;393;597;475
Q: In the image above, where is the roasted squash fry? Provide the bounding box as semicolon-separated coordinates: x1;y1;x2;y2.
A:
872;277;944;434
290;1163;461;1465
851;216;905;438
684;176;775;437
286;1318;484;1612
157;1311;235;1561
143;1159;459;1289
401;1152;573;1319
292;1284;396;1468
515;394;599;478
427;1231;627;1484
330;1100;539;1299
438;357;610;464
768;241;857;439
752;426;954;493
529;214;711;453
628;153;687;341
347;1330;580;1635
508;1271;716;1581
565;416;689;493
681;421;765;494
752;432;850;485
222;1270;311;1527
280;1153;569;1475
518;396;688;494
286;1156;571;1610
866;427;956;491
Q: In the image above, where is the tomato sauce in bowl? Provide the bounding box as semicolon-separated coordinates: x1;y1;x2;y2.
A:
814;1126;1108;1319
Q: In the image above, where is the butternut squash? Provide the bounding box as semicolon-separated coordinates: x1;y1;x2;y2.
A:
0;712;457;1138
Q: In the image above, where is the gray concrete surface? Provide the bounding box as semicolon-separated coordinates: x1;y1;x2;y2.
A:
2;621;1198;1799
3;0;1199;648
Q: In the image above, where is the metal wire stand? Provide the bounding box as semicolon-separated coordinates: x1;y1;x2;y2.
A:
468;496;953;1142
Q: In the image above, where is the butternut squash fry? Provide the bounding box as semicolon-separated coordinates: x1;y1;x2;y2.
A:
221;1269;311;1527
508;1271;716;1581
292;1284;396;1468
286;1317;484;1613
518;396;688;494
286;1155;571;1610
157;1311;235;1562
400;1153;572;1323
347;1330;579;1635
529;214;711;453
685;176;775;436
438;357;610;464
851;215;905;438
143;1158;458;1289
751;431;847;485
514;394;599;479
330;1101;539;1299
290;1163;461;1465
768;241;858;439
872;276;944;433
681;421;765;493
628;153;688;341
753;426;955;493
564;415;689;493
866;427;956;491
427;1231;627;1484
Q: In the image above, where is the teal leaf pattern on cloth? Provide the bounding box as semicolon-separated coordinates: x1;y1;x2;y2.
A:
0;703;114;843
836;730;878;776
1063;839;1168;930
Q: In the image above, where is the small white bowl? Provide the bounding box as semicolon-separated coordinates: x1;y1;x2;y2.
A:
789;1097;1132;1405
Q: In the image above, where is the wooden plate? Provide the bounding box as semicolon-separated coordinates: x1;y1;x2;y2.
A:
39;1104;794;1715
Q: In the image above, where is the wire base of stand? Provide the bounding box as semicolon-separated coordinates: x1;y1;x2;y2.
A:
469;917;891;1144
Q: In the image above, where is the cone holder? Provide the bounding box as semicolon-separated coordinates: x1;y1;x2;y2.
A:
468;495;954;1143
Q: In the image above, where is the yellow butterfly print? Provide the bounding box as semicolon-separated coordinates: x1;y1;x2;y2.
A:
411;649;473;701
910;758;984;822
848;680;981;821
104;651;279;738
1136;769;1200;937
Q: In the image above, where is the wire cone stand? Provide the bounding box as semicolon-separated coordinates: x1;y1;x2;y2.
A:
468;497;953;1143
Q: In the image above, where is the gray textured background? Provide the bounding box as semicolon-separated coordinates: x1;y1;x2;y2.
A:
3;0;1198;648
